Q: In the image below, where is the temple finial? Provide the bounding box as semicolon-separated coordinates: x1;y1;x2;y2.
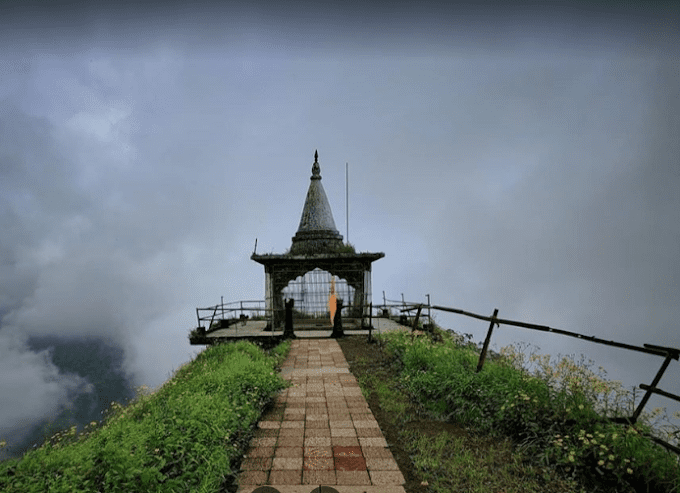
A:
312;149;321;179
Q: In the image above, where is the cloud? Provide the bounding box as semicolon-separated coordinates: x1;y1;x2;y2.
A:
0;330;93;445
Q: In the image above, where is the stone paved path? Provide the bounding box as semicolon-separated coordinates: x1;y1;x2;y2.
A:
235;338;407;493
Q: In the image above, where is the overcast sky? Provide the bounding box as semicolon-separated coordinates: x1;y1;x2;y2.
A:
1;0;679;455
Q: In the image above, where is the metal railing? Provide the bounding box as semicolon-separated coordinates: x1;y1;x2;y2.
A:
195;299;268;333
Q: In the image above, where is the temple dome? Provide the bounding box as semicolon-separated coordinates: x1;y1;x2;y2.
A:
290;150;344;255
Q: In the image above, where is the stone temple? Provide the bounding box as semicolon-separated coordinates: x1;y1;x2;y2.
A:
251;151;384;330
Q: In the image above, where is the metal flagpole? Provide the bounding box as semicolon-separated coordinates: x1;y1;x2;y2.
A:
346;162;349;243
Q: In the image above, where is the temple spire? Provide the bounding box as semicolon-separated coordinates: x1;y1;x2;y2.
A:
289;150;344;254
312;150;321;180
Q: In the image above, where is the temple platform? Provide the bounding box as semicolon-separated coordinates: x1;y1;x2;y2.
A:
189;319;413;346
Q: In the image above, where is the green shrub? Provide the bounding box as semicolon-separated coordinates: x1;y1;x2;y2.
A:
374;329;680;492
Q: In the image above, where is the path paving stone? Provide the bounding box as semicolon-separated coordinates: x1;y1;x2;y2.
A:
235;338;407;493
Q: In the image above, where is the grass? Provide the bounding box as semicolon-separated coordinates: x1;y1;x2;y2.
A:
335;242;356;254
283;242;357;255
0;339;294;493
342;336;586;492
342;324;680;493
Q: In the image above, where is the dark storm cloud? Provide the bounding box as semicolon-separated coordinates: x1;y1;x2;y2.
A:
1;0;677;56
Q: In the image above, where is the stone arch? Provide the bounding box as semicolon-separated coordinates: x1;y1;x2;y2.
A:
281;268;355;318
258;256;379;329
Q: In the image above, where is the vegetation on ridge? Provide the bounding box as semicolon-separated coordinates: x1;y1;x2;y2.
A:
335;242;356;254
344;324;680;492
282;242;357;255
0;340;294;493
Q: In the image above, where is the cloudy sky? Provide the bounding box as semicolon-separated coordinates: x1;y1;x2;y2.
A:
1;1;679;456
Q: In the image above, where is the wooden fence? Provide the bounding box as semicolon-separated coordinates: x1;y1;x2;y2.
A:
395;299;680;455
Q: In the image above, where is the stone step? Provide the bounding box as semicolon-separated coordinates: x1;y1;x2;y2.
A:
237;485;406;493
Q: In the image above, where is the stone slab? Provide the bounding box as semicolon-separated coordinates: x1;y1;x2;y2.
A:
236;487;406;493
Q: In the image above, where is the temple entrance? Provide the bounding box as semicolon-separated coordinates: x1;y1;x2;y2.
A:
282;268;356;330
256;254;381;331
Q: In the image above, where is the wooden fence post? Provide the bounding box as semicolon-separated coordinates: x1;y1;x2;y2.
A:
631;350;675;424
209;305;218;331
368;302;373;343
409;304;423;342
476;308;499;373
412;304;423;330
